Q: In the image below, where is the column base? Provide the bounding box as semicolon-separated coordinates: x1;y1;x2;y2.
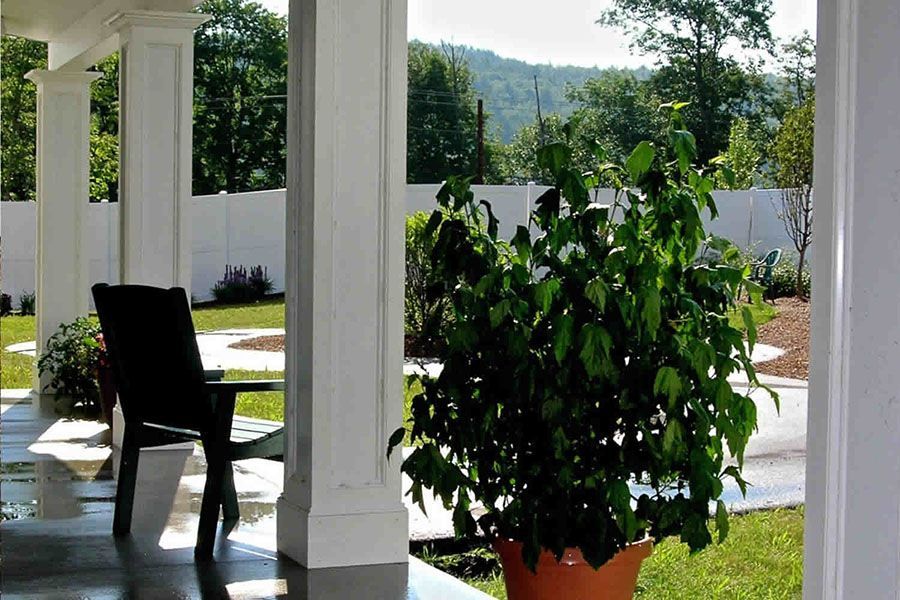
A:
276;495;408;569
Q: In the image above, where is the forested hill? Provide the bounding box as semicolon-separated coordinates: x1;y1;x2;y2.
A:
449;44;653;142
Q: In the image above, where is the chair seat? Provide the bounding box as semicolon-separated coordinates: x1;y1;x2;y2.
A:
140;415;284;461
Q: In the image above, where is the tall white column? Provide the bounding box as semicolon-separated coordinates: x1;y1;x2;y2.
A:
277;0;409;568
107;11;209;294
805;1;900;598
25;70;100;395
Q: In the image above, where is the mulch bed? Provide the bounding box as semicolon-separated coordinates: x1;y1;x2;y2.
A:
230;332;441;359
230;298;812;380
230;334;285;353
755;297;810;380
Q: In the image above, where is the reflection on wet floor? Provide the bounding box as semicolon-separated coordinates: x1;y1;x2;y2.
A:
0;392;491;599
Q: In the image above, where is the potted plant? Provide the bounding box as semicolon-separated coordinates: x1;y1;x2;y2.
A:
37;317;114;425
388;106;776;599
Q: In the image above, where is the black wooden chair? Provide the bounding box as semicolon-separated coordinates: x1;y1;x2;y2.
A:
92;283;285;559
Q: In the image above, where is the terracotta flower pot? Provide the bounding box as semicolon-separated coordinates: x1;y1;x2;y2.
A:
493;538;653;600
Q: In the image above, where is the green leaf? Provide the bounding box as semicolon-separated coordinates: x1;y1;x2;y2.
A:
640;287;661;338
553;314;575;364
386;427;405;459
662;418;684;457
654;366;683;409
537;142;572;178
585;277;608;311
741;305;757;350
511;226;532;262
479;199;499;240
579;324;613;378
715;500;730;543
626;141;655;181
608;479;631;511
424;209;444;237
534;279;561;313
669;129;697;174
721;466;749;497
489;299;511;329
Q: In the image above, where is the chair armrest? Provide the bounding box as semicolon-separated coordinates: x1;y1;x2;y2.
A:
206;380;285;393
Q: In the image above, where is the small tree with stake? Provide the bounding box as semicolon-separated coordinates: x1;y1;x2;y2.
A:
770;99;814;299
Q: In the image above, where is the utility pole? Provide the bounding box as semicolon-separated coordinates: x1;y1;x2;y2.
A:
475;98;485;184
533;75;545;144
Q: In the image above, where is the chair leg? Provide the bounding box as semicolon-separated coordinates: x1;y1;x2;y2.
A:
195;435;227;559
221;461;240;522
113;425;140;536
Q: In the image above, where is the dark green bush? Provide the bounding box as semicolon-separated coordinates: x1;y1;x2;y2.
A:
18;291;35;315
769;256;810;299
391;106;777;571
405;211;451;354
37;317;103;415
211;264;274;304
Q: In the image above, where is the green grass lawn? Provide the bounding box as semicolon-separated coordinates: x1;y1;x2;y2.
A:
0;300;286;390
728;301;778;331
429;508;804;599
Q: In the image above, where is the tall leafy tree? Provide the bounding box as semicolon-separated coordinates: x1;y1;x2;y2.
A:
715;117;761;190
407;41;480;183
566;69;665;161
770;99;814;298
771;31;816;122
1;36;46;201
192;0;288;194
599;0;775;161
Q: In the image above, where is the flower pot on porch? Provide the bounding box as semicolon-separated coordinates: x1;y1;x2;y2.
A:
96;364;117;429
493;538;653;600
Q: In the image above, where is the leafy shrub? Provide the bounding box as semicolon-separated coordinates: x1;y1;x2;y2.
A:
18;291;35;315
405;212;451;353
391;106;776;571
211;264;274;304
0;293;11;316
770;256;810;299
37;317;104;415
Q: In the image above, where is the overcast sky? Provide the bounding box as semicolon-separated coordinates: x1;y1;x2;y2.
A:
257;0;816;70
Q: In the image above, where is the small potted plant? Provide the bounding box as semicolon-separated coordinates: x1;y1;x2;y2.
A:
37;317;114;424
388;105;776;599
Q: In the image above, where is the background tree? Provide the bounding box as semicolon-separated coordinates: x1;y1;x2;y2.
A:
770;99;814;298
407;41;484;183
599;0;775;161
1;37;46;201
89;54;120;202
715;117;761;190
771;31;816;122
192;0;288;195
565;69;664;161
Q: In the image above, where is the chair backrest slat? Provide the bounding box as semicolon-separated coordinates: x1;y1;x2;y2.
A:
92;284;211;432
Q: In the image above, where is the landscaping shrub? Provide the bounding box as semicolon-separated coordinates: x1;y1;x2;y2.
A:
0;293;11;316
37;317;104;415
405;211;451;355
770;256;811;298
18;291;35;315
211;264;274;304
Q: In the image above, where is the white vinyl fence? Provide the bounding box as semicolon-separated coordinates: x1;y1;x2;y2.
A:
0;186;800;304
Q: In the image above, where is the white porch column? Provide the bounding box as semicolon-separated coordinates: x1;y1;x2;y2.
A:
804;1;900;598
107;11;209;294
277;0;409;568
24;70;100;394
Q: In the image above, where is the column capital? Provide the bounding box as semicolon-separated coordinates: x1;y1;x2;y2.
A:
24;70;101;87
105;10;211;33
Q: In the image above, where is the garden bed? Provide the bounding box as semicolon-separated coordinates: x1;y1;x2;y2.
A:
755;297;810;380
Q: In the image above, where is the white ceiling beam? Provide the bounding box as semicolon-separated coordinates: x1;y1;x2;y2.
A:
46;1;195;71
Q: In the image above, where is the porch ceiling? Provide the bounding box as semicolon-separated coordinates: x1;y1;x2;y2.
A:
0;0;201;42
